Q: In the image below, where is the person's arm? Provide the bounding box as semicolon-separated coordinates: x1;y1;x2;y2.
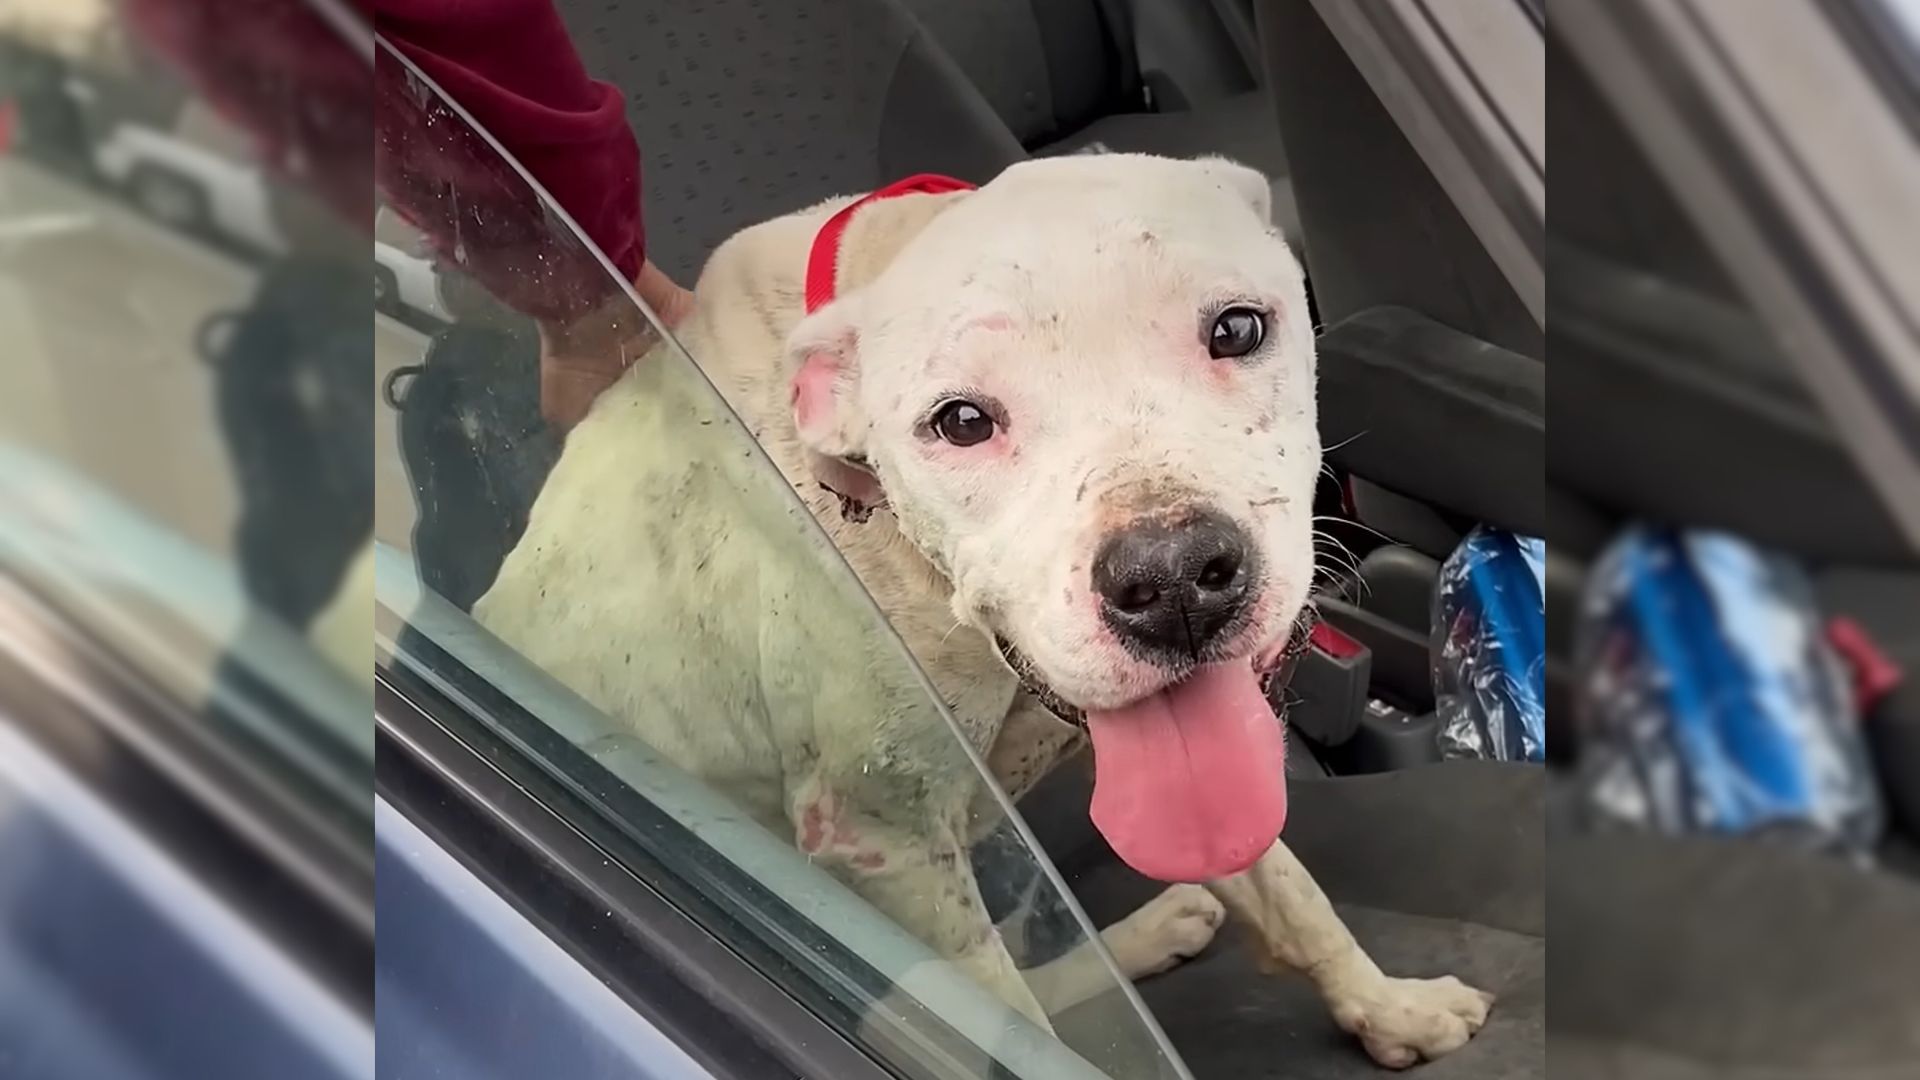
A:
371;0;691;427
373;0;643;290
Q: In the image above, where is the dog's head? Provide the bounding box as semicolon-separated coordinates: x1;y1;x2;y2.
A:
788;155;1319;881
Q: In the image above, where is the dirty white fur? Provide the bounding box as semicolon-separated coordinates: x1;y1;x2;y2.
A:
476;154;1491;1065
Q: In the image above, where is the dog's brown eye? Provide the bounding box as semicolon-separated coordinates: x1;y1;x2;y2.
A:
932;400;996;446
1209;307;1267;359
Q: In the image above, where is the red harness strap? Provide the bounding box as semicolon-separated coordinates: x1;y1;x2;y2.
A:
803;173;977;314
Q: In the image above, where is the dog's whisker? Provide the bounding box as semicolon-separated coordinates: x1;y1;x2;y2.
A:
1314;557;1361;585
1322;431;1368;455
1310;526;1362;564
1316;542;1364;582
1310;542;1359;574
1311;525;1361;558
1310;552;1368;600
1313;514;1397;545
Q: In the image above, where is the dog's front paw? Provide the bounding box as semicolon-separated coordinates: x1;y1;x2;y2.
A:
1330;974;1494;1069
1106;883;1227;979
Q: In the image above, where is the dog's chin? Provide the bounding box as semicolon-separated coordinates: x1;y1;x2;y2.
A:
992;605;1318;726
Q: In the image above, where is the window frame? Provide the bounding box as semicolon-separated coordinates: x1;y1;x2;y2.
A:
1306;0;1546;326
0;569;373;1016
374;667;901;1080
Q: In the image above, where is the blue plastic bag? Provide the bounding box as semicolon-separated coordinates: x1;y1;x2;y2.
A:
1432;527;1547;762
1573;527;1882;855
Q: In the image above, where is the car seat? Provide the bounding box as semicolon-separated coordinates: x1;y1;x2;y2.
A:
550;0;1299;277
1249;0;1545;772
894;0;1299;239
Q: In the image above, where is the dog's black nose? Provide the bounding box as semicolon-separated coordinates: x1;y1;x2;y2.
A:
1093;511;1255;659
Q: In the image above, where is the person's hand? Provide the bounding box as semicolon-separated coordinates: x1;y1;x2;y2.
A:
539;259;694;432
634;257;696;328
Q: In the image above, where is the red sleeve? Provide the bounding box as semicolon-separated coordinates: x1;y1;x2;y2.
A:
372;0;643;289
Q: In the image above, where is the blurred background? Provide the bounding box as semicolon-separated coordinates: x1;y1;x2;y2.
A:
1545;1;1920;1076
0;0;371;1077
0;0;1913;1078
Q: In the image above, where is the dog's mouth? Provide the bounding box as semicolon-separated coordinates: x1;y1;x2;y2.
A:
993;606;1317;883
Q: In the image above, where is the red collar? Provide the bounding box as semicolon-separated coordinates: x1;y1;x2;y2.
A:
803;173;977;314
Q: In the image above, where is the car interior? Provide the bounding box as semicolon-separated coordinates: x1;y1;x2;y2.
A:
382;0;1908;1075
1546;24;1920;858
4;0;1913;1076
389;1;1549;1077
1540;15;1920;1076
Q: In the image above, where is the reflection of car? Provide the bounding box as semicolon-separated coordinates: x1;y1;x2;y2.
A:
88;99;286;256
373;203;452;324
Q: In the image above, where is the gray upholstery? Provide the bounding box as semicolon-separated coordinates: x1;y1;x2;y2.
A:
900;0;1137;149
1048;761;1546;1079
555;0;1287;284
1549;829;1920;1079
552;0;1022;283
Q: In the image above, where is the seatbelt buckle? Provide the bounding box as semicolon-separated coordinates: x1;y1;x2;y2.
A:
1826;616;1903;716
1277;620;1374;747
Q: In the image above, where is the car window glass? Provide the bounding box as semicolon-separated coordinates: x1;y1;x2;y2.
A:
0;0;371;860
370;38;1188;1080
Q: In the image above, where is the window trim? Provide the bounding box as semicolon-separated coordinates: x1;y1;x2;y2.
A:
0;569;372;1013
1822;0;1920;144
1307;0;1546;326
374;669;902;1080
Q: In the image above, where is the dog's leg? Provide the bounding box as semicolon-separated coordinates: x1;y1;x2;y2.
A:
1022;883;1226;1013
789;776;1052;1028
1208;839;1494;1069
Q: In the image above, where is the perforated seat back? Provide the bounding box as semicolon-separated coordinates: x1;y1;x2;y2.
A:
899;0;1139;149
553;0;1024;281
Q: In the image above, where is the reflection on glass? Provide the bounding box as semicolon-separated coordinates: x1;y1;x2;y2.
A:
0;0;370;836
1884;0;1920;45
370;37;1187;1080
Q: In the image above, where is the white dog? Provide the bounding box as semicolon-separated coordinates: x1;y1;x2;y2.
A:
476;154;1491;1068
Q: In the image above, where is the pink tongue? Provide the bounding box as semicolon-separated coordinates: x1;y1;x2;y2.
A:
1085;662;1287;882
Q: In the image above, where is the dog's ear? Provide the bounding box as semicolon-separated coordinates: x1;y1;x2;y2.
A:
783;187;972;520
787;298;885;519
1195;155;1273;227
787;297;865;458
